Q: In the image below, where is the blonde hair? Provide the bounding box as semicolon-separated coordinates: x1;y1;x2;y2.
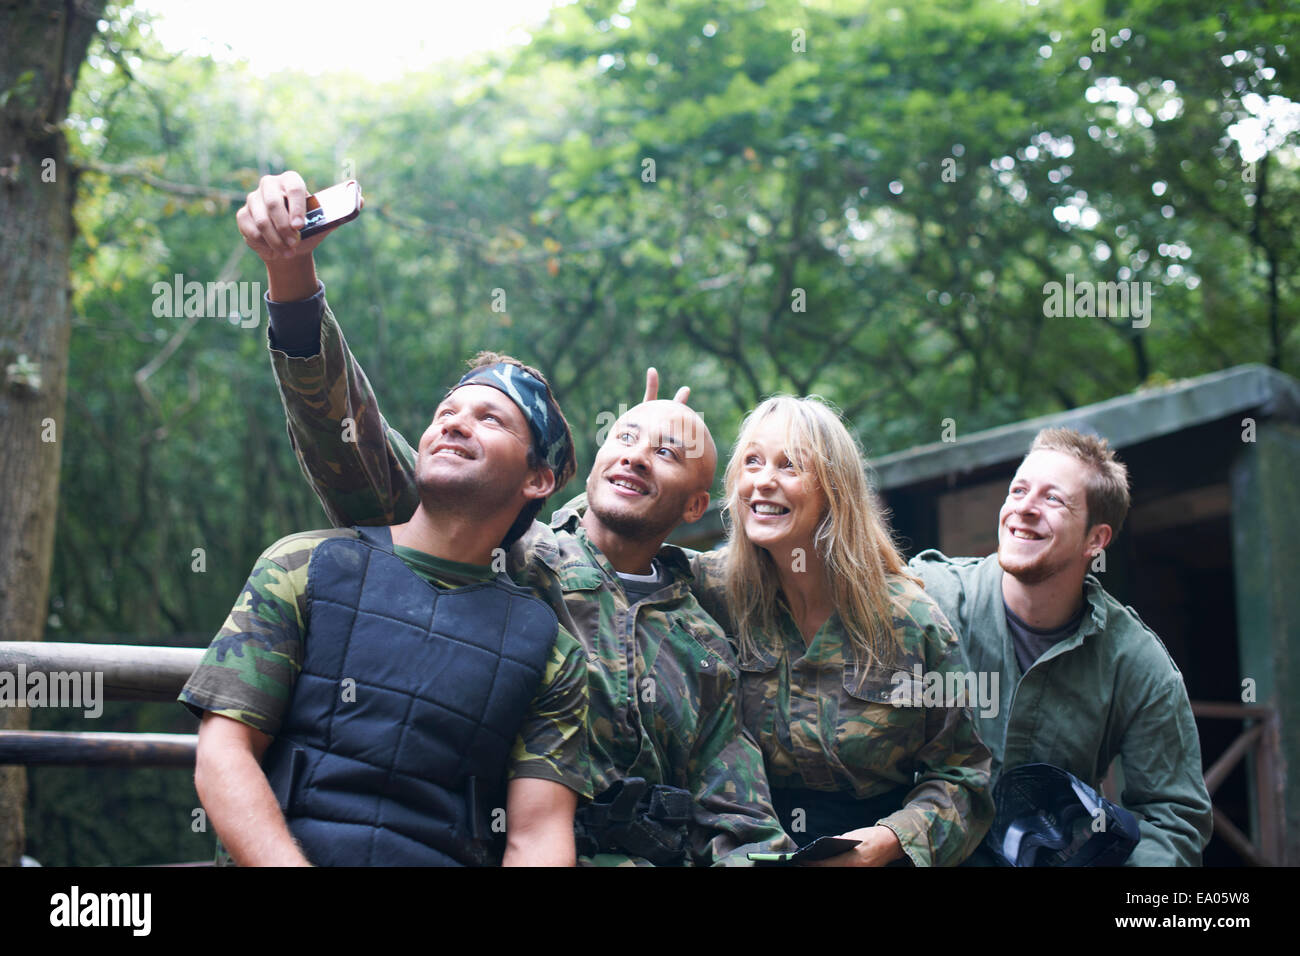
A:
722;395;917;676
1028;427;1131;536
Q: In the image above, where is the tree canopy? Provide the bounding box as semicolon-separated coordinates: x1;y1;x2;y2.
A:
19;0;1298;863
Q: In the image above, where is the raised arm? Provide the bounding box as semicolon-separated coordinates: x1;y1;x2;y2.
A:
237;171;415;527
236;170;341;300
269;302;419;526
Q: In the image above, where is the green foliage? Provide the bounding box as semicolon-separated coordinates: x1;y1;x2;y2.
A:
29;0;1296;863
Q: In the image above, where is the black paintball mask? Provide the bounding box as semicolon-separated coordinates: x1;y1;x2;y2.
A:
987;763;1141;867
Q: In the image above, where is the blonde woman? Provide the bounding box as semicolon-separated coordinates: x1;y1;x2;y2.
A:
689;395;994;866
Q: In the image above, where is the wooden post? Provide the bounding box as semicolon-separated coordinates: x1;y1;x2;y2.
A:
1230;421;1300;865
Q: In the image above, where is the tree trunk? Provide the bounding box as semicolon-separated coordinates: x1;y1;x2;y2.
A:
0;0;106;867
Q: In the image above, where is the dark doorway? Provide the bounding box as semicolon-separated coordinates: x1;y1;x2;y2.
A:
1128;512;1243;867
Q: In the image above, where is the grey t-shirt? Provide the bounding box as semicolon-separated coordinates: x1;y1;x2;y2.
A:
617;560;666;605
1004;598;1086;674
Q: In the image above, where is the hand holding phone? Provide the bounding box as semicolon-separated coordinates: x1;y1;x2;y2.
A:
237;172;364;266
299;180;363;238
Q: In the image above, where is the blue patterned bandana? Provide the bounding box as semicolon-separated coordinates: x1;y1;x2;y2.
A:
451;363;571;475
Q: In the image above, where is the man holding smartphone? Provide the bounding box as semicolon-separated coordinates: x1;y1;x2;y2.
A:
180;324;590;864
234;171;792;865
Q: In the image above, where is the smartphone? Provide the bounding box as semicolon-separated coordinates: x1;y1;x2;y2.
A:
299;180;362;238
747;835;862;865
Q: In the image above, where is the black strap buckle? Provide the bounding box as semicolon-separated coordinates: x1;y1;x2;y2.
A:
575;778;693;865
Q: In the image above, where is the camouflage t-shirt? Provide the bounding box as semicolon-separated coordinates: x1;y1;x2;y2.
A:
179;528;590;797
691;552;994;867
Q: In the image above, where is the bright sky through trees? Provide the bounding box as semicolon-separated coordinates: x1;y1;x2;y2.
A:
138;0;567;76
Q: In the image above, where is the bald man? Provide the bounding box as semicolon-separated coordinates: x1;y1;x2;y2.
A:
242;171;790;866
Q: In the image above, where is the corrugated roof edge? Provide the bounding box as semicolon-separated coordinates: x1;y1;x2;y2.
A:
869;364;1300;492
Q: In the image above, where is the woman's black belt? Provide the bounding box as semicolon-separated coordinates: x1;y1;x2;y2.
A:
771;784;913;847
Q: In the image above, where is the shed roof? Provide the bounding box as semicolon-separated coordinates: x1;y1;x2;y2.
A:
870;364;1300;491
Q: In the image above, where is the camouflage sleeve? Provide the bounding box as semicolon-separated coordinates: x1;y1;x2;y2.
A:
178;530;354;735
680;552;794;865
269;299;419;527
685;548;736;636
507;626;592;799
875;596;995;867
688;683;797;866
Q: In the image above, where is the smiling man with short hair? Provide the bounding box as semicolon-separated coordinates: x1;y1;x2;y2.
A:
180;352;590;866
911;427;1212;866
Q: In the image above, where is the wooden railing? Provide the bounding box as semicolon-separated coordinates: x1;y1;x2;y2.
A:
0;641;201;768
1190;700;1283;866
1;644;1289;866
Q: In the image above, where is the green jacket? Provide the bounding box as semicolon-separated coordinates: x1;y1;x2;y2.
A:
267;301;792;865
910;550;1213;866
